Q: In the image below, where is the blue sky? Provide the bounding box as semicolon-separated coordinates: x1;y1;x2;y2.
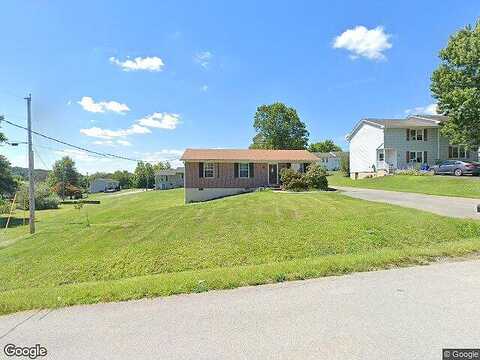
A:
0;1;478;173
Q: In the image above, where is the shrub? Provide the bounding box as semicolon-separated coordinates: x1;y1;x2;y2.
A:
286;177;309;191
305;164;329;190
52;182;83;199
340;153;350;177
395;168;433;176
280;165;328;192
280;168;309;191
16;182;61;210
0;197;11;214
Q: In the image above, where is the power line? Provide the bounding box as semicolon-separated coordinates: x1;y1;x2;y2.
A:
1;117;143;163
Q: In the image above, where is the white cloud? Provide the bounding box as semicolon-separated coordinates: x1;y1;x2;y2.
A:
117;140;132;146
140;149;184;168
405;103;438;115
333;26;392;60
78;96;130;114
80;124;151;139
201;85;208;92
137;112;180;130
93;139;132;147
93;140;114;146
54;149;100;162
194;51;212;68
109;56;165;72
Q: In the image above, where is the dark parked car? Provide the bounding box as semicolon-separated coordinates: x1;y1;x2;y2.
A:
432;160;480;176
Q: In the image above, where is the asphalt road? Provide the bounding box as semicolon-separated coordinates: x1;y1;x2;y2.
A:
1;259;479;360
335;186;480;219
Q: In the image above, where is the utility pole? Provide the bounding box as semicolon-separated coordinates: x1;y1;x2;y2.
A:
25;93;35;234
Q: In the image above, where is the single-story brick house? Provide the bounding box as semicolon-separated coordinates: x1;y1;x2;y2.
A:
180;149;319;203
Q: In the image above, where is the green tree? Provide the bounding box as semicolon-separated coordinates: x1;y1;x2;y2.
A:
133;162;155;189
152;161;171;172
250;102;309;149
47;156;81;196
431;20;480;147
112;170;133;189
340;153;350;177
0;155;17;197
308;139;342;153
0;116;7;144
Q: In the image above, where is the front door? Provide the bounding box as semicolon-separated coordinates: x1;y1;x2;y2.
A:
268;164;278;185
385;149;397;169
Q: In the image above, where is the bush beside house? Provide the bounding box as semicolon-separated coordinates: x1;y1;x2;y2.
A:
280;164;328;191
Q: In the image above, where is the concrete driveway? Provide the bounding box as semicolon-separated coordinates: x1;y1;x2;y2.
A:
1;259;479;360
335;186;480;219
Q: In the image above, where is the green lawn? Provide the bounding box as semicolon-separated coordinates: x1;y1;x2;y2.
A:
328;172;480;198
1;188;480;315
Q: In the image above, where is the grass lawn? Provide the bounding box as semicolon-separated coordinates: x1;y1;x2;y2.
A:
1;188;480;315
328;171;480;198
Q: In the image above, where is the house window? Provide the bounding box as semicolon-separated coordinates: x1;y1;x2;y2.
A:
239;163;249;178
410;129;417;140
204;162;215;178
449;145;469;159
378;152;384;161
409;151;424;163
409;129;425;141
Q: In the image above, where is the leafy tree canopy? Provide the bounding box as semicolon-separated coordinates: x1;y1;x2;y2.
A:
0;117;7;144
0;155;17;197
133;161;155;189
308;139;342;153
152;161;171;172
112;170;133;189
250;102;309;149
431;20;480;147
47;156;80;188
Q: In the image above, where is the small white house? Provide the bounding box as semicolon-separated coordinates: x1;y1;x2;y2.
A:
155;167;184;190
90;178;120;193
346;114;478;179
314;151;347;171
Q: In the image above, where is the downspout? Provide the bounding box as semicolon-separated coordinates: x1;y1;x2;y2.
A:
437;128;440;162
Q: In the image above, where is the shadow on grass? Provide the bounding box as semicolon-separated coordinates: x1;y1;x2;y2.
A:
0;217;29;228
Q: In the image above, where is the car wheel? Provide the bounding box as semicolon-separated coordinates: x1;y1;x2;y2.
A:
454;168;463;176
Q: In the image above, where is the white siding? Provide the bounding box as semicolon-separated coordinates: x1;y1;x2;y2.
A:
349;123;384;173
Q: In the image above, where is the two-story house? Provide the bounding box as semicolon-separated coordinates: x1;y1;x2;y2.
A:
346;115;478;179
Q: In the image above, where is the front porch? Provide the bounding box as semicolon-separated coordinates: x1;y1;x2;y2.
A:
376;148;397;174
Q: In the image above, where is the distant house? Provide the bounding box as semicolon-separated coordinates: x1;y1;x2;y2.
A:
314;151;348;171
346;114;479;179
90;178;120;193
155;167;185;190
180;149;319;203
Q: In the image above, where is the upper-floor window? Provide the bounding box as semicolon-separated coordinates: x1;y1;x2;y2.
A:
448;145;470;159
204;162;215;178
407;128;427;141
239;163;250;178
